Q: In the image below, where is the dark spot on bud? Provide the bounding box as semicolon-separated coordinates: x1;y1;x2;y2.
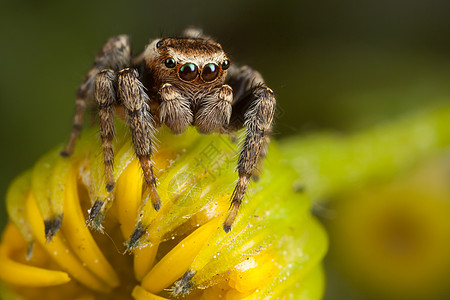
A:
44;214;63;242
173;270;196;296
106;183;115;192
60;151;70;157
126;223;148;252
153;201;161;211
88;200;103;222
223;223;232;233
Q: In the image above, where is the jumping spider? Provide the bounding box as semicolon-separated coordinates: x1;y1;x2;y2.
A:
61;28;276;233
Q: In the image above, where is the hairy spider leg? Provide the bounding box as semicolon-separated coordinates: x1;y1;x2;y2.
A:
95;70;118;192
118;68;162;211
61;35;131;157
63;35;162;222
223;65;276;232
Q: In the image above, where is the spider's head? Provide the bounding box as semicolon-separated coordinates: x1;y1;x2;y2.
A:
144;37;231;92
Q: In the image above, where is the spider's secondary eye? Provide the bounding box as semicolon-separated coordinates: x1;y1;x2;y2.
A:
156;40;163;48
179;63;198;81
165;58;176;68
222;59;230;70
201;63;219;82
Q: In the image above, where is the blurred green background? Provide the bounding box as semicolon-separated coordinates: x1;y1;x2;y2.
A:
0;0;449;299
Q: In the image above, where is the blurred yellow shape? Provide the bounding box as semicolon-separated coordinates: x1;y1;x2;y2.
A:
328;153;450;300
0;223;70;287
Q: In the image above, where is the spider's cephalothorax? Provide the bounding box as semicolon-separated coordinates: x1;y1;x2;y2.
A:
61;28;276;233
141;36;233;134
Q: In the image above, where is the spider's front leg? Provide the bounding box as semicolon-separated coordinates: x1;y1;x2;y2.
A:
117;68;162;211
88;68;161;226
223;66;276;232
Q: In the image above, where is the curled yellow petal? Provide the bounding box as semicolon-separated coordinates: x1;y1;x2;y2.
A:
132;285;169;300
0;223;70;287
5;170;34;256
141;219;220;293
31;149;64;240
62;165;120;288
114;158;143;239
49;153;71;224
133;242;159;282
25;192;111;293
228;251;277;294
85;134;136;230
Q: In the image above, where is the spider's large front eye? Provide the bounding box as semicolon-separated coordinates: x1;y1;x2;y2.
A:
179;63;198;81
201;63;219;82
165;57;176;68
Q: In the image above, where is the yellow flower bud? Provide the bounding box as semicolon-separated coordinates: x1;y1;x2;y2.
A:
0;123;327;299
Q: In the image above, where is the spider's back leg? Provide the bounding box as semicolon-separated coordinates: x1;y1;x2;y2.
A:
95;69;118;192
61;35;131;156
